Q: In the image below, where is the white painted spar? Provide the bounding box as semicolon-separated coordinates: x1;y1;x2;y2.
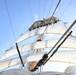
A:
16;23;68;44
0;51;76;71
0;37;76;61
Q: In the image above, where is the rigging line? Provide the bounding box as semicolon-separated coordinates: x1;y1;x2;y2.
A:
28;0;34;22
43;0;47;18
65;27;76;48
55;0;65;16
60;22;76;48
38;0;61;39
59;0;74;18
43;31;72;65
33;31;72;70
51;0;61;18
71;25;76;32
47;20;76;55
4;0;16;42
66;27;76;48
47;0;54;17
16;43;25;67
39;0;40;18
42;0;61;36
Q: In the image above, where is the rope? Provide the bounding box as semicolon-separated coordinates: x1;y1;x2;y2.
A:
65;26;76;48
43;0;47;18
4;0;16;42
39;0;40;19
51;0;61;18
43;31;72;65
28;0;34;22
48;20;76;55
59;0;74;18
58;21;76;49
47;0;54;17
42;0;61;37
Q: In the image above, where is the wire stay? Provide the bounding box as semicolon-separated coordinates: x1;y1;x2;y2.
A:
43;31;72;65
16;43;25;67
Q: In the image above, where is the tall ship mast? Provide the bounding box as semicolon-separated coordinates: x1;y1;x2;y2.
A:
0;0;76;75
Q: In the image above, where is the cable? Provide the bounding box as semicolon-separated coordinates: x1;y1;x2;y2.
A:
31;31;72;72
32;20;76;72
48;20;76;55
51;0;61;18
29;0;62;72
16;43;25;67
43;0;47;18
5;0;26;68
4;0;16;42
43;20;76;65
59;0;74;18
47;0;54;17
42;0;61;37
39;0;40;18
28;0;34;22
65;26;76;48
43;31;72;65
54;0;65;16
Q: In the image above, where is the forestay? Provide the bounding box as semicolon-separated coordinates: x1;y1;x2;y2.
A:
0;37;76;61
0;51;76;71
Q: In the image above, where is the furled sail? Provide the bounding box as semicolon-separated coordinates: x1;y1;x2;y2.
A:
0;53;44;71
0;51;76;71
16;23;68;44
28;17;59;31
0;37;76;61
